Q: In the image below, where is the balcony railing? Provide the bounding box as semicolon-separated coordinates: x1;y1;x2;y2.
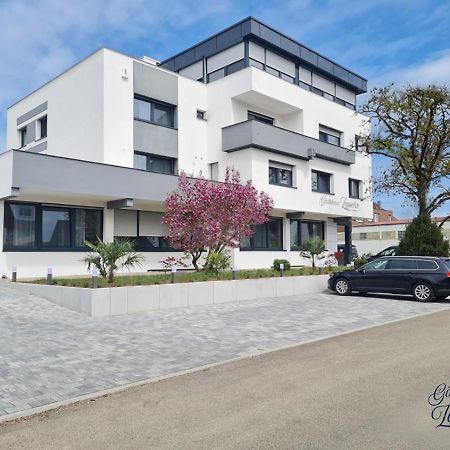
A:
222;120;355;165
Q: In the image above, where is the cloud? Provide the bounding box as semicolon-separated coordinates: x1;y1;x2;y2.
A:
0;0;235;150
372;49;450;88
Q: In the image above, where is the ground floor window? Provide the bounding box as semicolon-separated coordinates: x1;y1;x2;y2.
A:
290;220;325;250
3;202;102;251
241;217;283;250
114;210;181;252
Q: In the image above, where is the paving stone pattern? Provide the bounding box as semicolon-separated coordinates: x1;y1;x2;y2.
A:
0;284;448;417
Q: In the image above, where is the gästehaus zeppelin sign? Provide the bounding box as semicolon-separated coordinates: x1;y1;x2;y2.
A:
320;195;360;212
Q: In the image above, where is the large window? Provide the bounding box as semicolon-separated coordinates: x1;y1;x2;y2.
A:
134;95;175;128
269;164;293;187
348;178;361;199
133;152;176;175
290;220;324;250
3;202;102;251
311;170;331;193
241;218;283;250
19;127;27;147
114;210;180;252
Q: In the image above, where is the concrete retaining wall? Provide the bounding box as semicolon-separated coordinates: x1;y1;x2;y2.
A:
5;275;329;317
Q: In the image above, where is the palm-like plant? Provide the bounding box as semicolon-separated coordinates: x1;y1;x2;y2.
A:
300;237;326;271
83;238;144;284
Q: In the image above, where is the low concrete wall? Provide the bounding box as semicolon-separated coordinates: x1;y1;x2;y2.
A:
5;275;329;317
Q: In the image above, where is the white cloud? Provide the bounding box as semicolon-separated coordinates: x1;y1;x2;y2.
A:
372;49;450;88
0;0;234;150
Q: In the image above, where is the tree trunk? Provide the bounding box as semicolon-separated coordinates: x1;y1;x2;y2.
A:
107;271;114;284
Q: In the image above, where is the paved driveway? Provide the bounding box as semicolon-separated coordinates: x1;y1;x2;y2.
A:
0;284;448;418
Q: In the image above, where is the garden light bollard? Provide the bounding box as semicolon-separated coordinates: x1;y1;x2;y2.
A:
280;263;284;277
92;267;98;289
171;265;177;284
47;267;53;285
232;265;237;280
12;267;17;282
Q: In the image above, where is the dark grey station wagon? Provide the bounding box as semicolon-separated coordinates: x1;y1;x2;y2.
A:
328;256;450;301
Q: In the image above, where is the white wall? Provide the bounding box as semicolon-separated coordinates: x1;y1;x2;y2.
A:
7;50;106;162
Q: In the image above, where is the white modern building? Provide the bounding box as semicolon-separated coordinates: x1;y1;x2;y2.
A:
0;17;372;278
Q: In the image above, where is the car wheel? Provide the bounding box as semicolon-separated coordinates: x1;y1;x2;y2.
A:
412;282;434;302
334;278;351;296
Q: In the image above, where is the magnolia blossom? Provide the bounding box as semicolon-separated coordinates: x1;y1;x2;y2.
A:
162;168;273;257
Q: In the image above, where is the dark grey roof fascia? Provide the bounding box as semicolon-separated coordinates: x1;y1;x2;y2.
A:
159;17;367;94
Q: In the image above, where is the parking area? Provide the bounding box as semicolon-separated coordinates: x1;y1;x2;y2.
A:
0;284;448;418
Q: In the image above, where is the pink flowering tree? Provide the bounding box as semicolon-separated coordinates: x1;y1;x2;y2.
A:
162;168;273;271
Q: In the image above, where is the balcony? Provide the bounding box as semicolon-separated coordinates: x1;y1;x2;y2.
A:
222;120;355;165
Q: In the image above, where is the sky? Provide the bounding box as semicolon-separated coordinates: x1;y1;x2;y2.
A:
0;0;449;218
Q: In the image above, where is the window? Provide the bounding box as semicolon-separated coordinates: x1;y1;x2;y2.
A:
39;116;47;139
417;260;439;270
248;111;274;126
209;162;219;181
373;213;380;222
241;218;283;250
19;127;27;147
197;109;206;120
290;220;324;250
207;59;245;82
134;96;175;128
311;170;331;193
349;178;361;199
397;230;405;239
363;259;389;271
133;152;176;175
3;202;102;251
249;58;264;70
269;165;293;187
387;259;417;270
3;203;36;248
42;208;71;247
319;125;341;146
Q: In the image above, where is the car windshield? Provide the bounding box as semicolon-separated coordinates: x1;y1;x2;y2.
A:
380;247;396;257
362;259;389;271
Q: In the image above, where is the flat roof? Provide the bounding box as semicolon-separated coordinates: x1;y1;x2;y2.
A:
160;17;367;94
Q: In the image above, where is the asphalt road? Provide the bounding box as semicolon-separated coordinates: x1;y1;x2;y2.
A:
2;309;450;449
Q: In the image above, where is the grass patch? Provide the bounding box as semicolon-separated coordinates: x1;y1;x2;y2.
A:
29;266;347;288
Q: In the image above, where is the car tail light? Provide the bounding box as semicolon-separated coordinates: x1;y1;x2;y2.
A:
447;272;450;278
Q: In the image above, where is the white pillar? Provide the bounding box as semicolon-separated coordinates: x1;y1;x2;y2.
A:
103;209;114;242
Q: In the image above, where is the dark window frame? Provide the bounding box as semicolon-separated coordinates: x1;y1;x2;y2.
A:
248;110;274;126
269;165;293;187
39;115;47;139
115;210;182;253
319;129;341;147
311;170;332;194
133;152;176;175
240;217;284;251
207;59;245;82
19;127;27;148
3;201;103;252
290;219;325;251
348;178;361;199
133;94;176;129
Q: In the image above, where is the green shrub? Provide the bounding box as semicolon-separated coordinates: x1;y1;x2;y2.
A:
203;249;230;274
397;214;449;256
272;259;291;271
354;253;372;268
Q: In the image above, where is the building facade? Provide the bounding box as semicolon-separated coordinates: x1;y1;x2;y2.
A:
338;218;450;255
0;17;372;278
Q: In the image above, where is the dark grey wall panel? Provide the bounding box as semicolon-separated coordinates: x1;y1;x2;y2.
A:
17;102;47;126
159;17;367;94
10;150;178;202
222;120;355;165
24;122;36;144
133;120;178;159
133;62;178;105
